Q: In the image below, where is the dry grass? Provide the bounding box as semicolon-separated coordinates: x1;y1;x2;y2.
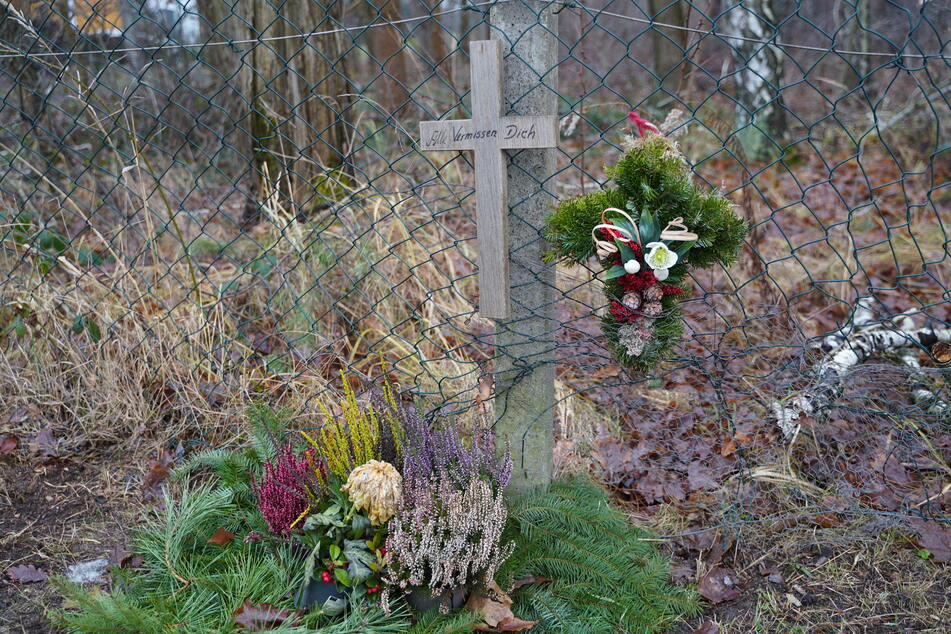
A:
0;141;493;451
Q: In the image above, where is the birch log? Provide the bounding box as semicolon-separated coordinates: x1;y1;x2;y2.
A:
772;300;951;438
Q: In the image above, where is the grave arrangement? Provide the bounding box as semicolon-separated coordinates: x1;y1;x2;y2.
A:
544;112;747;372
53;375;698;632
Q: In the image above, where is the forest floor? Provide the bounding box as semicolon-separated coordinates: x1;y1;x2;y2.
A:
2;420;950;634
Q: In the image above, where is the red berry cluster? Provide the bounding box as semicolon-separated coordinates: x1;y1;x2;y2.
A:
321;570;332;583
609;301;637;322
366;585;381;594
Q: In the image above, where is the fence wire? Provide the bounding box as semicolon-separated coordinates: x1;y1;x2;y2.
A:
1;0;948;536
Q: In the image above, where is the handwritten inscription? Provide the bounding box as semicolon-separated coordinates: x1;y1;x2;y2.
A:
427;122;538;147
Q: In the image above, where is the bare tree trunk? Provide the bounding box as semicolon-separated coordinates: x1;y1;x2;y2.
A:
839;0;874;100
723;0;785;162
648;0;688;90
372;0;410;119
224;0;351;221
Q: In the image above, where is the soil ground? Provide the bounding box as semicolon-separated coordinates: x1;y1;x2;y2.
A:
0;453;133;634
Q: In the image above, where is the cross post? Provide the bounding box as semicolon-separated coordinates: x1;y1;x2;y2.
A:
419;39;558;320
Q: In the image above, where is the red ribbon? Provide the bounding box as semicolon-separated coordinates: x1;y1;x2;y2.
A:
627;111;660;137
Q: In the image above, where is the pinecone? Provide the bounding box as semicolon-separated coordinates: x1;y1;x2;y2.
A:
621;292;641;311
643;284;663;302
633;316;654;340
642;301;662;318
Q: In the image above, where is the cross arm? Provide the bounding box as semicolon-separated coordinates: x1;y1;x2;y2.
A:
419;119;476;151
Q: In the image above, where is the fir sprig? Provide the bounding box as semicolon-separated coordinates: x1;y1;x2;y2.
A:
500;477;700;633
52;484;411;633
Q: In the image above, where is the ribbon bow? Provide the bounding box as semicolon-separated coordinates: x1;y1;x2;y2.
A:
591;208;640;259
659;217;698;242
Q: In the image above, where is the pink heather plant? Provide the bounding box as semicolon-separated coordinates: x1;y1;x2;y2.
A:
253;443;311;536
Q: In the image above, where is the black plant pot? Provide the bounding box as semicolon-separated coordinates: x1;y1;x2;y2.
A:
406;585;470;614
296;578;348;610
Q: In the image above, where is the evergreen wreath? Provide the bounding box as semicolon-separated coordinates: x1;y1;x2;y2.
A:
544;112;747;372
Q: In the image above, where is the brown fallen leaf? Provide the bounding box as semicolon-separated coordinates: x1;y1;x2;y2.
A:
479;617;538;632
107;545;143;570
669;563;695;584
142;445;181;502
704;532;734;567
0;434;19;454
758;563;785;584
475;375;494;410
233;599;301;630
931;341;951;364
693;621;720;634
510;575;552;591
32;428;59;458
720;437;736;458
208;527;236;547
698;567;741;604
469;580;537;631
7;564;48;583
911;519;951;563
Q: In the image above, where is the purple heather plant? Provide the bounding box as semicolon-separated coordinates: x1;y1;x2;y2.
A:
399;408;511;490
253;442;312;536
381;469;512;613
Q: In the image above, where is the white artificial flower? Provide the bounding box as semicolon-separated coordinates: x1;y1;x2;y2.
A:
623;259;641;274
644;242;678;281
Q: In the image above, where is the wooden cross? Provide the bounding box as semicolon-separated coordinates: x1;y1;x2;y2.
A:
419;40;558;320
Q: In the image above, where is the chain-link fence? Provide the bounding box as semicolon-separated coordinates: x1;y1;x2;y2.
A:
1;0;948;532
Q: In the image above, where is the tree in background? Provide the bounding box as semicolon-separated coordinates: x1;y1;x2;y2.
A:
648;0;689;94
198;0;352;222
722;0;786;162
836;0;875;101
371;0;410;119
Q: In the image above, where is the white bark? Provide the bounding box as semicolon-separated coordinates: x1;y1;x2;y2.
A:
772;300;950;438
723;0;785;159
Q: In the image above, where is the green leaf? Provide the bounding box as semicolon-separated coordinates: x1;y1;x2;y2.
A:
10;316;26;338
37;230;68;255
343;539;375;586
321;595;347;616
333;567;351;587
603;265;628;280
329;544;341;561
672;240;695;257
638;209;659;244
72;315;84;335
303;511;345;531
616;239;636;263
303;545;318;581
349;514;370;538
86;319;101;342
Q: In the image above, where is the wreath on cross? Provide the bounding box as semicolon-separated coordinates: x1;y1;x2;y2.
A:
544;112;747;373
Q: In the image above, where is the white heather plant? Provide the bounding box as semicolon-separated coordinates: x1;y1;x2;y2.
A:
382;471;512;612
